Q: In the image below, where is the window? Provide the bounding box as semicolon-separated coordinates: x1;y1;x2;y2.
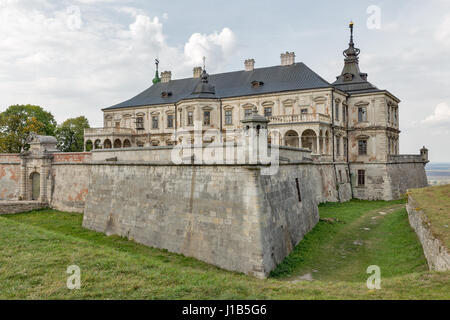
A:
343;138;347;158
301;108;308;114
387;106;391;123
339;170;342;183
295;178;302;202
136;117;144;130
394;108;398;124
343;106;347;123
152;116;158;129
358;140;367;155
115;121;120;128
225;110;233;125
358;107;367;122
346;169;350;182
264;107;272;117
244;108;252;118
167;114;174;128
203;111;211;125
187;111;193;126
358;170;365;186
336;137;340;156
335;104;339;121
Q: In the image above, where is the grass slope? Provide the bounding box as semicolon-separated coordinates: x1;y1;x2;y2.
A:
0;200;449;299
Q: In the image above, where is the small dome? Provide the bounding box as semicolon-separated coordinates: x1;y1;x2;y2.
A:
192;69;215;95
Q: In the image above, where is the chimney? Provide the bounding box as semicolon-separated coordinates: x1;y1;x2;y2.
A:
280;52;295;66
244;59;255;71
193;66;202;78
161;71;171;83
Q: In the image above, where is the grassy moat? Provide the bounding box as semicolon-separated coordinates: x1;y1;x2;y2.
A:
0;199;448;299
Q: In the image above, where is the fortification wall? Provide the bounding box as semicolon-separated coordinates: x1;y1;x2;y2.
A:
49;152;92;213
350;161;428;200
0;154;21;200
82;162;319;278
387;162;428;199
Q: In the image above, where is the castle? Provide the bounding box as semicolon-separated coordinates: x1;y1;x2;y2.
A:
0;23;429;278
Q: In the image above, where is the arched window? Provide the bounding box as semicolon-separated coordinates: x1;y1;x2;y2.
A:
104;139;112;149
85;140;93;151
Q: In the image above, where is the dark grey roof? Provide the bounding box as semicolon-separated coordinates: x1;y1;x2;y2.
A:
104;62;332;110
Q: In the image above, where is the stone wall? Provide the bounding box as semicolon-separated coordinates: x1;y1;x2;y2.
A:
0;154;21;200
0;201;47;214
50;164;91;213
350;161;427;200
82;162;319;278
406;195;450;271
387;162;428;199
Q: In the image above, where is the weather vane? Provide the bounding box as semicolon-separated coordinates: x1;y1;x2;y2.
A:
155;58;159;71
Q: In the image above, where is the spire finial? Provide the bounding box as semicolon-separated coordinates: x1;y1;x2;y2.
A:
349;21;354;45
152;58;161;84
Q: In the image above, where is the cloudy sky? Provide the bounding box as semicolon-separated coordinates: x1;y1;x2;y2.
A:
1;0;449;161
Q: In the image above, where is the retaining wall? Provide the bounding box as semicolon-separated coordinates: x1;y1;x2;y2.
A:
406;195;450;271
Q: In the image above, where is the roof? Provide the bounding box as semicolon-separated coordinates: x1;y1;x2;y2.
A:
104;62;332;110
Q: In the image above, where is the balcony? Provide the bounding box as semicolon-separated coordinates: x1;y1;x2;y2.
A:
267;113;330;124
84;127;134;136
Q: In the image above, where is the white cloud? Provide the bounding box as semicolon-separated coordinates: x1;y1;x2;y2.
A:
422;102;450;127
184;28;236;68
435;14;450;43
0;0;237;127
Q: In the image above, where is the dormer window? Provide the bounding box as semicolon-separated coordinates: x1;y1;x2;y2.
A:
161;91;172;98
251;80;264;88
343;73;353;81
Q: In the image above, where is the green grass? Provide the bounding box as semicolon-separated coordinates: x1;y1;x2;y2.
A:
408;184;450;248
0;200;449;299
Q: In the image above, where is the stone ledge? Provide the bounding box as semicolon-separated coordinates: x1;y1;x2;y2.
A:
406;195;450;271
0;201;48;215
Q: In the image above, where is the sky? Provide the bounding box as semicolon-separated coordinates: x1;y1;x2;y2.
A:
0;0;449;161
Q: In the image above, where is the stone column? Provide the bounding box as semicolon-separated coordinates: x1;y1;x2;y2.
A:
20;159;27;200
39;160;47;203
316;136;320;154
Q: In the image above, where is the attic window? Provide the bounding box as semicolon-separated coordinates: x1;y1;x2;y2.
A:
251;80;264;88
161;91;172;98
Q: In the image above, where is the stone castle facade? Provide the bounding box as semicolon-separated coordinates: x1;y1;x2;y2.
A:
0;23;429;277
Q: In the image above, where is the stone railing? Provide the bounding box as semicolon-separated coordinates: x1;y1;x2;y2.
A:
388;154;424;163
267;113;330;124
84;127;134;136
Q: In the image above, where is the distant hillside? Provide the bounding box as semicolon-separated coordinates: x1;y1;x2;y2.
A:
426;163;450;185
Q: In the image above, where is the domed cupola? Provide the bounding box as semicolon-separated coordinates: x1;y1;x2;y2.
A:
191;57;216;97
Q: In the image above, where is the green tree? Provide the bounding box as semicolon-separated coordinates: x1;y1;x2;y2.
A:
0;104;57;153
55;116;90;152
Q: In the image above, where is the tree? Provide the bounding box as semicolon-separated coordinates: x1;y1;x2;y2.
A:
55;116;90;152
0;104;57;153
